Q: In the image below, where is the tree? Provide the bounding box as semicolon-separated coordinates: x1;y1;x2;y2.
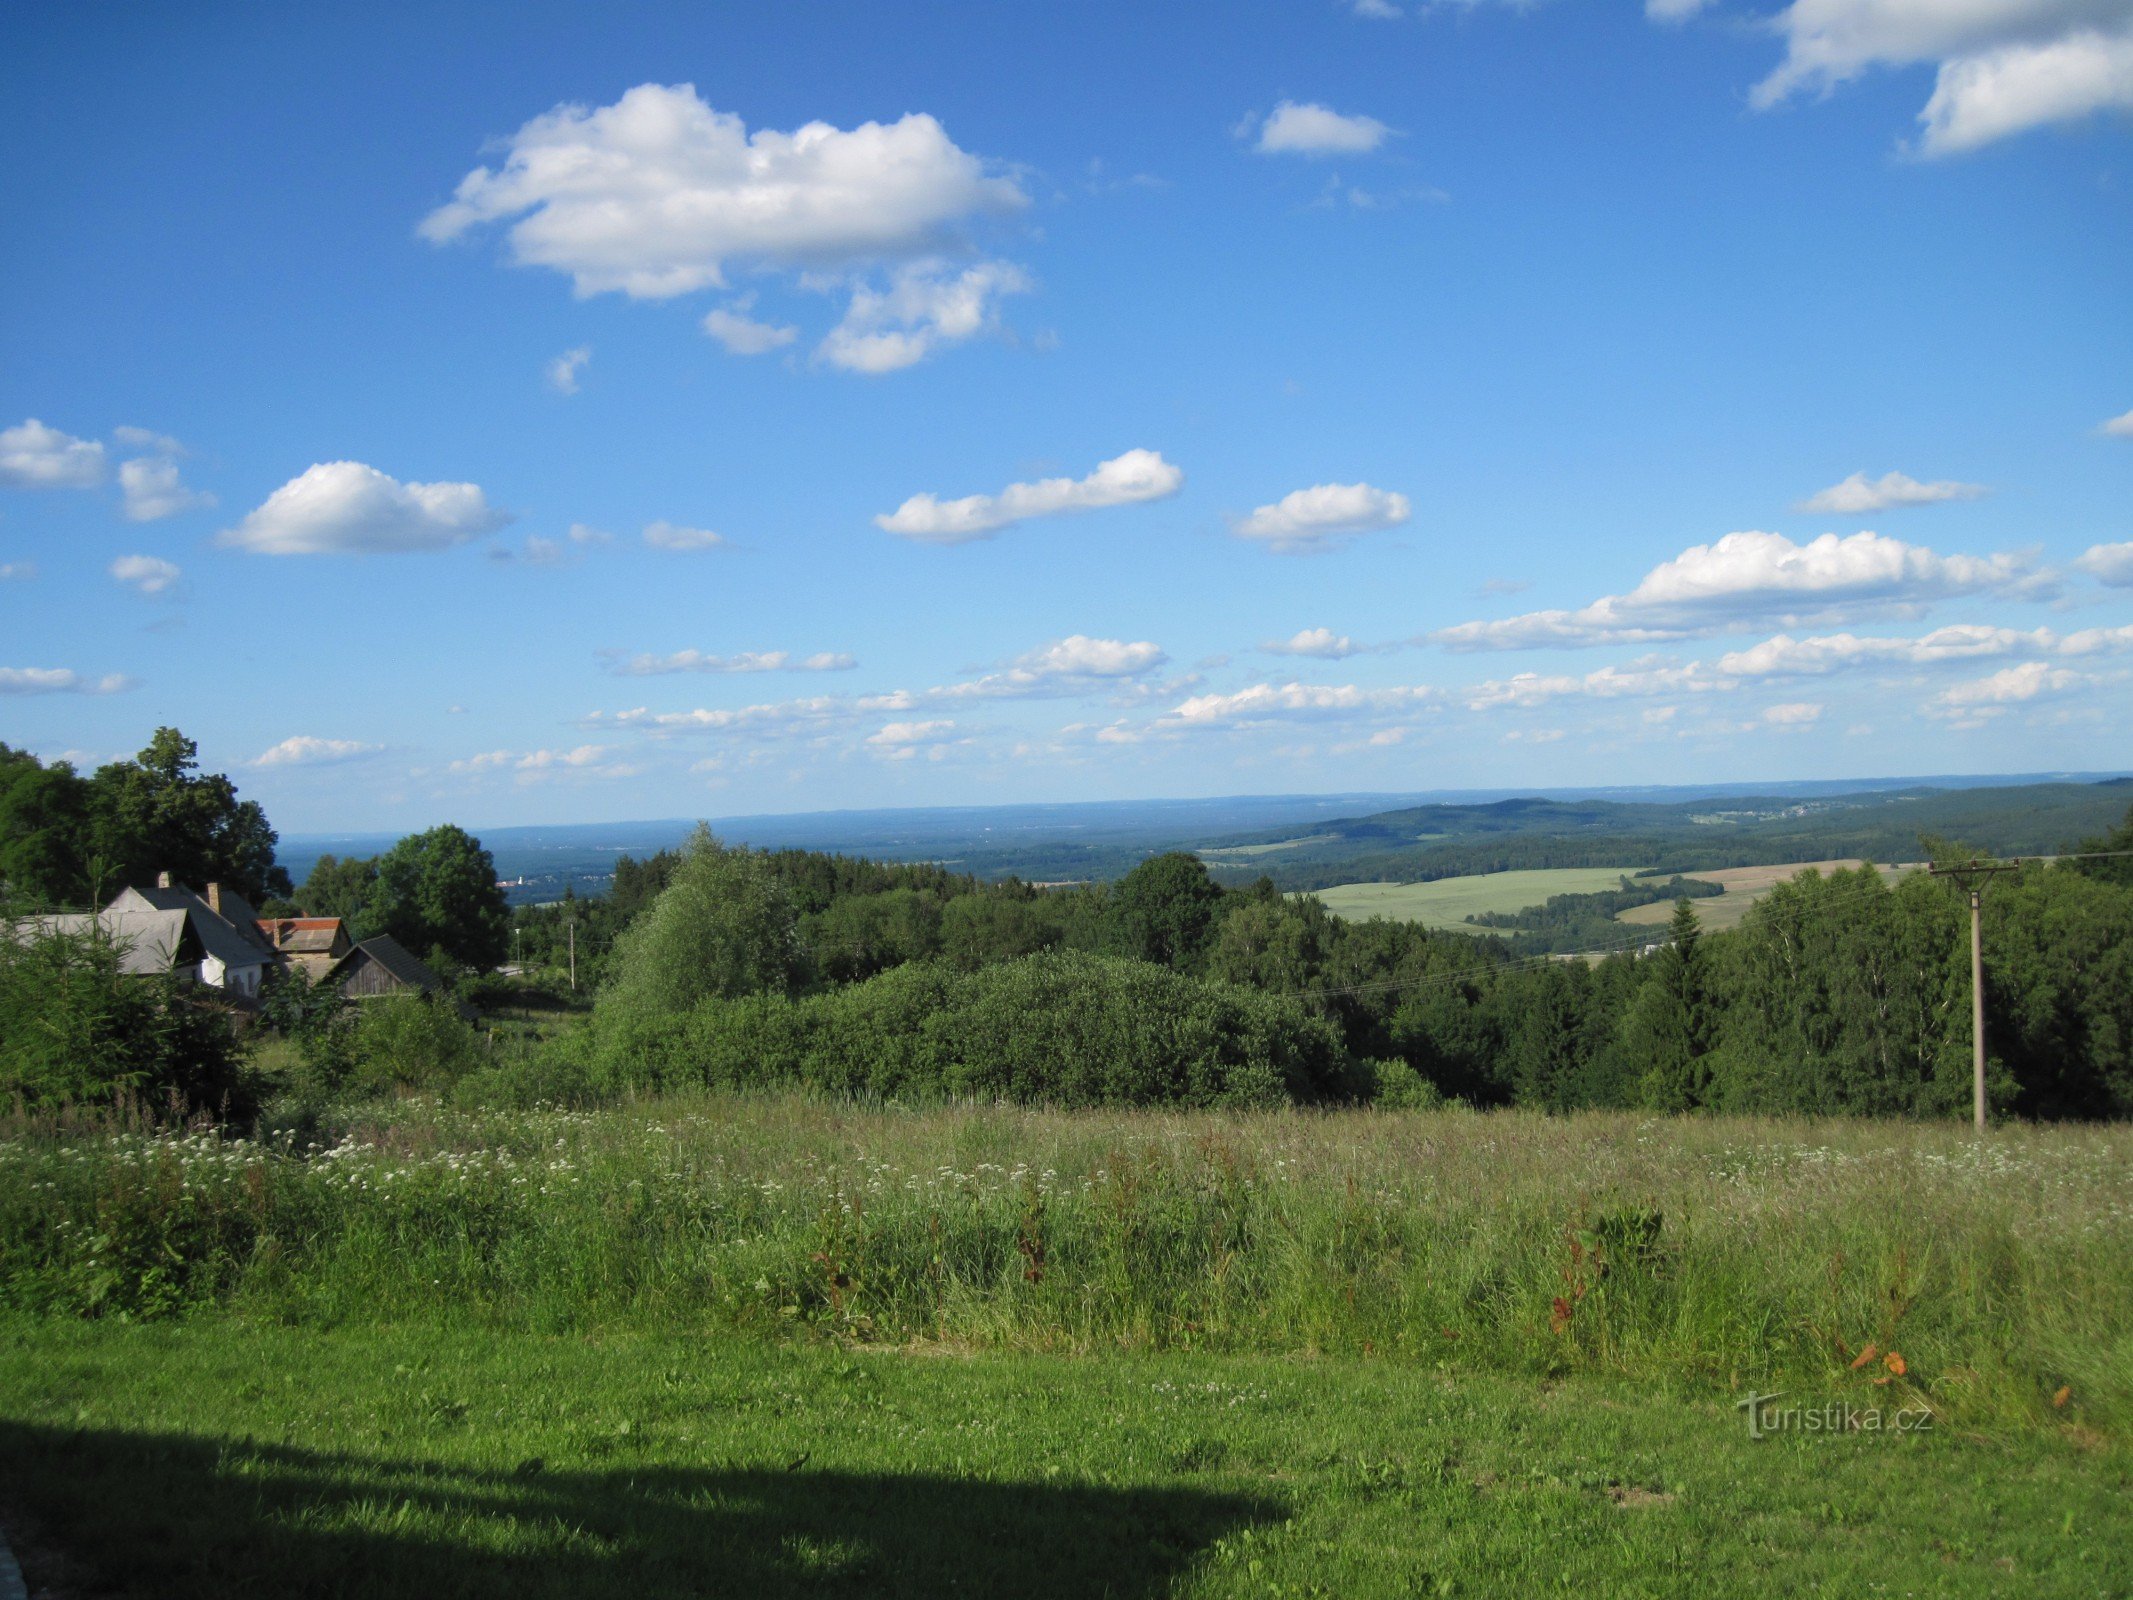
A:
363;825;510;971
87;728;291;903
1624;899;1714;1111
1108;852;1226;970
0;744;96;904
296;853;381;923
598;826;806;1021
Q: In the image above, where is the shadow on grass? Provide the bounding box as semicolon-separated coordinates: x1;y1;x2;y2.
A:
0;1420;1277;1598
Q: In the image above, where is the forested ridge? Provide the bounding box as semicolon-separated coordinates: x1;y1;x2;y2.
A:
6;729;2132;1124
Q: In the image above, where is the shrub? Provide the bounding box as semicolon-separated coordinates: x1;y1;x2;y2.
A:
649;951;1350;1109
1366;1058;1447;1110
345;995;485;1092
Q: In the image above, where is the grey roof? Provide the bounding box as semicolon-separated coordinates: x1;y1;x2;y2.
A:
107;885;273;971
334;934;443;993
5;908;195;975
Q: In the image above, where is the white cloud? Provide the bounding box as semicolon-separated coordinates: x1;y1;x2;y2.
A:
0;419;106;489
109;555;181;595
449;744;642;781
1796;469;1988;515
1354;0;1403;16
113;425;185;455
876;448;1183;544
1647;0;1714;20
119;455;214;521
937;634;1169;699
817;258;1029;373
0;667;134;696
1935;660;2087;711
643;519;726;551
703;302;800;355
2076;540;2133;585
422;85;1027;300
603;648;856;676
2060;622;2133;655
252;735;383;768
0;563;34;581
2101;407;2133;438
1748;0;2133;156
1231;482;1410;552
866;719;965;759
547;345;592;394
1463;660;1732;711
1717;623;2059;676
220;461;508;555
1157;680;1437;731
1264;627;1362;658
1249;101;1393;156
588;691;918;739
1436;529;2042;650
1762;701;1824;726
489;534;576;566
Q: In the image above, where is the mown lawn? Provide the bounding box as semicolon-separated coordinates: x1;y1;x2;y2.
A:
2;1320;2126;1598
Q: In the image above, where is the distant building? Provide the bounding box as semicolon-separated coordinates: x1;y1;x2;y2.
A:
8;873;279;1001
328;934;446;1001
255;915;352;978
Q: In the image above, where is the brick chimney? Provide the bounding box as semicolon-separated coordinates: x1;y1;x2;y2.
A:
206;882;222;915
157;870;173;889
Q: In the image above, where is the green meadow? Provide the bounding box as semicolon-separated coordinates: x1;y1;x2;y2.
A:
1307;868;1647;932
3;1094;2129;1595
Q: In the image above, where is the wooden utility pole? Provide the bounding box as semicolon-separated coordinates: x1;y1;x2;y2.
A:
1928;859;2021;1131
568;916;577;992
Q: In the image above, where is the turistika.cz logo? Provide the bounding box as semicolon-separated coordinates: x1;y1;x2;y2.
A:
1735;1391;1932;1441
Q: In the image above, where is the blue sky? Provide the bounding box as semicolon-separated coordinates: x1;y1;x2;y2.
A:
3;0;2129;833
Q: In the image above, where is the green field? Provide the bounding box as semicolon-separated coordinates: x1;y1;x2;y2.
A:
6;1095;2129;1594
1307;868;1646;930
4;1321;2126;1599
1614;861;1918;933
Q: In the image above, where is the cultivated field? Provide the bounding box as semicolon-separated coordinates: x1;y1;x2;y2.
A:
1613;860;1918;932
2;1094;2127;1596
1308;867;1644;930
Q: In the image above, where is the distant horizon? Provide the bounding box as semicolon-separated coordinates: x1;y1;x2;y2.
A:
277;768;2133;849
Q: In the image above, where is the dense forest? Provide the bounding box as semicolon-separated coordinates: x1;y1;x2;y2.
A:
5;729;2132;1124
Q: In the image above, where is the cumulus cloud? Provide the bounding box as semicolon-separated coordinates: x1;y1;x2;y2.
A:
1748;0;2133;156
875;449;1183;544
1716;623;2060;676
602;648;856;676
642;519;726;551
547;346;591;394
113;426;184;455
1934;660;2087;712
1247;101;1394;156
937;634;1169;699
703;303;799;355
0;419;105;489
422;84;1027;299
2077;540;2133;586
220;461;508;555
1436;529;2043;650
1263;627;1362;658
1133;680;1437;737
816;258;1029;373
1463;660;1732;711
1796;469;1988;515
2101;407;2133;438
449;744;642;781
109;555;181;595
0;667;134;696
1231;482;1410;552
587;691;918;739
1762;701;1824;726
252;736;383;768
866;719;966;759
118;455;214;521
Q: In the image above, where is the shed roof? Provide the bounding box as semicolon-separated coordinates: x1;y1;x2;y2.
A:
332;934;443;993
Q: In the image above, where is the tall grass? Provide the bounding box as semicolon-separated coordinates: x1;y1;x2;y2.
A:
4;1093;2126;1433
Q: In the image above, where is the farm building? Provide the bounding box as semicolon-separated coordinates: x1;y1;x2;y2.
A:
4;874;280;1001
255;915;352;977
328;934;447;1000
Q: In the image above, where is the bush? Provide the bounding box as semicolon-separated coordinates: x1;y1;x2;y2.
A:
0;918;251;1115
1366;1057;1447;1110
607;951;1352;1109
345;995;485;1093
